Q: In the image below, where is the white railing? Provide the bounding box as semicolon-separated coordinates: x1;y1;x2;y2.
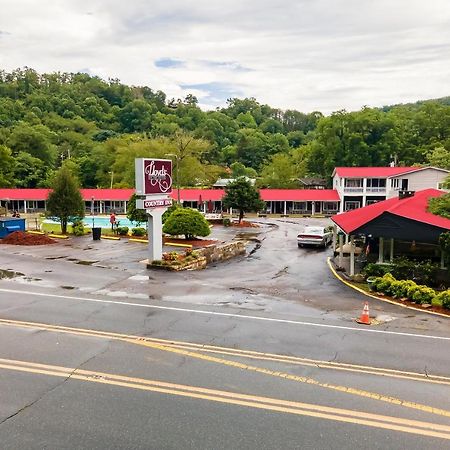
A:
366;187;386;193
344;187;363;193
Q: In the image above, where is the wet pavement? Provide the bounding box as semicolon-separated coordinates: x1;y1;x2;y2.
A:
0;218;449;334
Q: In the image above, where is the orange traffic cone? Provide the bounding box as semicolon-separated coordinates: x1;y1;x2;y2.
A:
356;301;371;325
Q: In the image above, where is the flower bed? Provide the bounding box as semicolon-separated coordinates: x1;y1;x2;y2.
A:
368;273;450;316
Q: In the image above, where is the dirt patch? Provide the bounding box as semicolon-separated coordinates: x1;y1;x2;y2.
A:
0;231;56;246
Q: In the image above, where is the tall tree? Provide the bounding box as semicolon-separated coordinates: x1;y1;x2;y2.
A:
222;178;265;223
46;164;85;234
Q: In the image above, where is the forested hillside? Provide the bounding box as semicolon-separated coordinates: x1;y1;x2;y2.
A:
0;68;449;189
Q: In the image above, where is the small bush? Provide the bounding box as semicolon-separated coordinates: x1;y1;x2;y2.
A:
131;227;146;237
71;220;85;236
222;218;231;227
435;290;450;309
411;286;436;304
117;226;129;236
162;251;180;262
376;273;395;293
363;263;391;278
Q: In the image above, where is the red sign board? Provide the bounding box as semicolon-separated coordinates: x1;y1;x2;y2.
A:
135;159;172;196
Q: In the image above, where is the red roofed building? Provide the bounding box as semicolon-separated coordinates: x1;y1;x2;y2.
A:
331;189;450;274
332;166;449;213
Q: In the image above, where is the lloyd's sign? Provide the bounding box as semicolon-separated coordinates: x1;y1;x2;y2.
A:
135;158;173;196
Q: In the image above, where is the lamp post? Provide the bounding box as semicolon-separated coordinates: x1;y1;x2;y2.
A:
108;171;114;189
165;153;180;204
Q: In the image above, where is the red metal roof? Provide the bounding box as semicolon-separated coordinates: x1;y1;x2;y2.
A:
332;189;450;234
333;167;418;178
260;189;340;201
1;188;340;202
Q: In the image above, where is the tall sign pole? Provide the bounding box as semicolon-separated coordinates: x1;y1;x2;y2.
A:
135;158;173;262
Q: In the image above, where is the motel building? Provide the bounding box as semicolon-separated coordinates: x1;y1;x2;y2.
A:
0;166;447;217
332;166;449;212
0;188;340;217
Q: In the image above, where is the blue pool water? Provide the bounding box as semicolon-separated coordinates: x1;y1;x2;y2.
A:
43;216;146;229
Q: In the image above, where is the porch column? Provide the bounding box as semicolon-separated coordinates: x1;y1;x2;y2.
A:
338;234;344;268
311;201;316;216
124;201;127;213
389;238;394;263
24;200;28;213
345;234;349;244
283;201;287;215
350;235;355;276
441;250;446;269
378;237;384;263
332;226;337;252
362;178;367;207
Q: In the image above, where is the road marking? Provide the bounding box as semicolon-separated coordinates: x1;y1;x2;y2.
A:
2;317;450;387
0;287;449;341
1;357;450;440
2;317;450;419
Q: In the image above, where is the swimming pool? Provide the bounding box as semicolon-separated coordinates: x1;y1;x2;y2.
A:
43;216;147;229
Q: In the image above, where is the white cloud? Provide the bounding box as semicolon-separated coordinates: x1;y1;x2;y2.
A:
0;0;449;113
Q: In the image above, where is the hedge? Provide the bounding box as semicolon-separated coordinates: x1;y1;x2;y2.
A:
370;273;450;309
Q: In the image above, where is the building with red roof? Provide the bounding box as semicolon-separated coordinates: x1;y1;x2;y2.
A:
332;166;448;213
331;189;450;274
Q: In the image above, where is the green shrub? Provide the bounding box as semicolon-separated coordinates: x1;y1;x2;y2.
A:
117;226;129;236
435;290;450;309
392;280;416;298
376;273;395;293
131;227;146;236
363;263;391;278
406;284;421;300
222;217;231;227
71;219;85;236
411;286;436;304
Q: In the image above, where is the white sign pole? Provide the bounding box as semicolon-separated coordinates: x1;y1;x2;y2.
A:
147;209;165;261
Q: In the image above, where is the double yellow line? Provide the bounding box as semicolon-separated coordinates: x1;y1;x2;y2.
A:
1;357;450;440
2;318;450;419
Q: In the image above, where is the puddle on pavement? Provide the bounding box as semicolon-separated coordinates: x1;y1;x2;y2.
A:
0;269;25;279
61;285;76;290
45;256;65;260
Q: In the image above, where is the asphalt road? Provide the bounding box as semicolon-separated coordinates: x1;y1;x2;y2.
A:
1;218;450;449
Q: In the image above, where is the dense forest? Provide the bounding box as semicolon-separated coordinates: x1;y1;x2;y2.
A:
0;67;449;189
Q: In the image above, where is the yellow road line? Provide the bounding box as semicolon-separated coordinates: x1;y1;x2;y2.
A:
1;317;449;386
326;257;450;319
2;317;450;418
1;358;450;440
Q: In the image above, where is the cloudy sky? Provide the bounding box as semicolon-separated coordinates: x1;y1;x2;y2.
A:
0;0;449;113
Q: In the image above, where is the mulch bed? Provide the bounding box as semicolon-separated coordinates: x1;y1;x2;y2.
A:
164;237;218;248
232;221;259;228
0;231;56;246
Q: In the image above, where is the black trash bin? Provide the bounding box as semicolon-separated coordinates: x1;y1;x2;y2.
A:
92;227;102;240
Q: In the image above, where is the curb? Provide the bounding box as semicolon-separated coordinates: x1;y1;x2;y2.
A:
326;257;450;319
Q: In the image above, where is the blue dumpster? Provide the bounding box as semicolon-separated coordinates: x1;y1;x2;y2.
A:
0;217;26;238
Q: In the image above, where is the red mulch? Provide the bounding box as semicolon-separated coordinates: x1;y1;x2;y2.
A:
232;221;259;228
164;237;218;248
0;231;56;246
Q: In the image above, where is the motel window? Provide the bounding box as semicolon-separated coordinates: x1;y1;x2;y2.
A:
344;201;360;211
344;179;362;188
391;178;399;189
366;179;386;188
366;200;379;205
323;202;338;211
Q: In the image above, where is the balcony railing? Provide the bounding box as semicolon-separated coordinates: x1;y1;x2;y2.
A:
366;187;386;193
344;187;363;193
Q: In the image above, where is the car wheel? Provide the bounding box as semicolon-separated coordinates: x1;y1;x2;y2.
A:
298;243;302;248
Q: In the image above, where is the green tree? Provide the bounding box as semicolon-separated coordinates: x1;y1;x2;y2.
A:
222;178;265;223
259;153;297;188
46;164;85;234
126;193;148;226
163;208;211;239
426;146;450;170
0;145;14;187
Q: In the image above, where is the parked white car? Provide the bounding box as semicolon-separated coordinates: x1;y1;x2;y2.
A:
297;226;333;248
